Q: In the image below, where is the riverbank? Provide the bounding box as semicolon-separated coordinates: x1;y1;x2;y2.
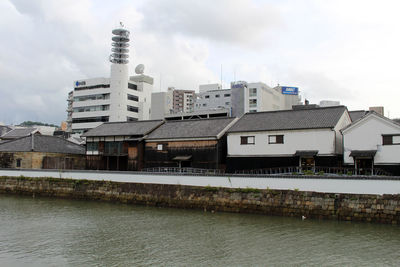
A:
1;176;399;224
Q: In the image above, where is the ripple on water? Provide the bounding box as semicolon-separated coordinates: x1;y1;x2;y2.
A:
0;195;400;266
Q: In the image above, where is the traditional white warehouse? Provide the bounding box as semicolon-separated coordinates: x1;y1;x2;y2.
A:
342;111;400;175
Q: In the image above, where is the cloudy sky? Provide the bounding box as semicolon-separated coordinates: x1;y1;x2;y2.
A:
1;0;400;125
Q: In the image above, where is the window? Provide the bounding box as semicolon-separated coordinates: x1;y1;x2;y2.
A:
203;103;207;106
87;142;99;152
205;95;210;99
127;105;139;113
249;99;257;107
225;102;230;105
105;142;123;155
128;83;137;90
382;135;400;145
127;94;139;102
269;135;284;144
240;136;255;145
249;88;257;97
127;117;137;121
16;159;21;167
224;94;231;97
72;116;109;123
249;110;257;113
215;94;220;98
157;144;163;151
74;84;110;91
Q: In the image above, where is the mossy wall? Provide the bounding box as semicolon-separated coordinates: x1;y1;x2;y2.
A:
0;176;399;224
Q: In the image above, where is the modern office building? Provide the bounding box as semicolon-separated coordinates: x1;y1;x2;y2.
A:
67;25;153;134
194;81;301;118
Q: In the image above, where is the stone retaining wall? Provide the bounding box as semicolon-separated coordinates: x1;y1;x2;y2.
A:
1;176;399;224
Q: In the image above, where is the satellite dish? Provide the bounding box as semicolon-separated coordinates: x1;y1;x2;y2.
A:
135;64;145;74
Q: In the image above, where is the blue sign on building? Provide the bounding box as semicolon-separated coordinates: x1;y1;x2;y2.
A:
281;86;298;95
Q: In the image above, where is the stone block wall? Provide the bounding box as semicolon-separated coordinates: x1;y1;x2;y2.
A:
0;176;399;224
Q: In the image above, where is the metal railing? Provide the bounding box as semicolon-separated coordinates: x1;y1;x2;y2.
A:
234;166;393;176
142;167;226;175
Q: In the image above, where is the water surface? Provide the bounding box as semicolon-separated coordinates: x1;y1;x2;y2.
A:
0;195;399;266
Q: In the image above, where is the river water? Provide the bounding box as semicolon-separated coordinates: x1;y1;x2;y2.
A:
0;195;399;266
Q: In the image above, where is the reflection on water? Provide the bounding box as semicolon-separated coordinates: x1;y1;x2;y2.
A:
0;194;399;266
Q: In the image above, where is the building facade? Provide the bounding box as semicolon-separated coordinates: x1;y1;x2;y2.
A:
82;120;164;171
342;111;400;175
144;117;238;170
68;26;153;134
226;106;351;172
194;81;302;118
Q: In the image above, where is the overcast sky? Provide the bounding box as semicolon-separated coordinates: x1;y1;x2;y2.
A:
1;0;400;125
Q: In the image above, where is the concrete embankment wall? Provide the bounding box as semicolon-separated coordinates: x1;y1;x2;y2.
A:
1;176;399;224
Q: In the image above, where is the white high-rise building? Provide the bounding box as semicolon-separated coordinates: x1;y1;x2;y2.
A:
67;25;153;134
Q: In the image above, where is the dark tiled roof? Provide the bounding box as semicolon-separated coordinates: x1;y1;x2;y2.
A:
227;106;347;133
0;128;38;139
0;126;11;136
349;110;367;122
146;117;237;140
82;120;164;137
0;135;85;154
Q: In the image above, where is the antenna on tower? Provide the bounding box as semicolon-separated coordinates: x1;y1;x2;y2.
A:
110;23;130;64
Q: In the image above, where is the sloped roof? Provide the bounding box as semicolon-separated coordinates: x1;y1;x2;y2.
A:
349;110;367;122
341;110;400;133
82;120;164;137
0;125;11;136
146;117;237;140
0;135;85;154
227;106;347;133
0;128;38;139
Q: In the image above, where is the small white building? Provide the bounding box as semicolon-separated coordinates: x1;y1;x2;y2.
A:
226;106;351;172
341;111;400;175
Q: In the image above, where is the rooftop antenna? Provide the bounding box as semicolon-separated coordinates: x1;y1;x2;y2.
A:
220;64;223;87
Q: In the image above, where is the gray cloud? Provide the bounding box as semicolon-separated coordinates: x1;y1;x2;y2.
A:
140;0;280;46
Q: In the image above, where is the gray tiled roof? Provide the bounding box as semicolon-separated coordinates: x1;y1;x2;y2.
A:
82;120;164;137
0;126;11;136
146;117;237;140
0;128;37;139
227;106;348;133
0;135;85;154
349;110;367;122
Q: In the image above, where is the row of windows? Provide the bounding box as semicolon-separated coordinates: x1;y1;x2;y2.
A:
74;93;110;102
72;116;109;124
74;84;110;91
196;102;230;107
204;94;230;99
73;105;110;113
240;135;284;145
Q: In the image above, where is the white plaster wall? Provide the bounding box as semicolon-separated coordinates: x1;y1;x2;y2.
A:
1;169;399;195
334;111;352;154
343;115;400;164
228;129;335;156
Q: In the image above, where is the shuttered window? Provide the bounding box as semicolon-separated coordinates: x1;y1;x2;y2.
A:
269;135;284;144
240;136;255;145
383;135;400;145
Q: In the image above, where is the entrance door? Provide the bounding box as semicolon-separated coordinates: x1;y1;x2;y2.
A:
355;158;373;175
301;157;315;171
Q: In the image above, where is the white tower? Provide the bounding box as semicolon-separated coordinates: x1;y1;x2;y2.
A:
109;25;130;122
69;24;153;134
